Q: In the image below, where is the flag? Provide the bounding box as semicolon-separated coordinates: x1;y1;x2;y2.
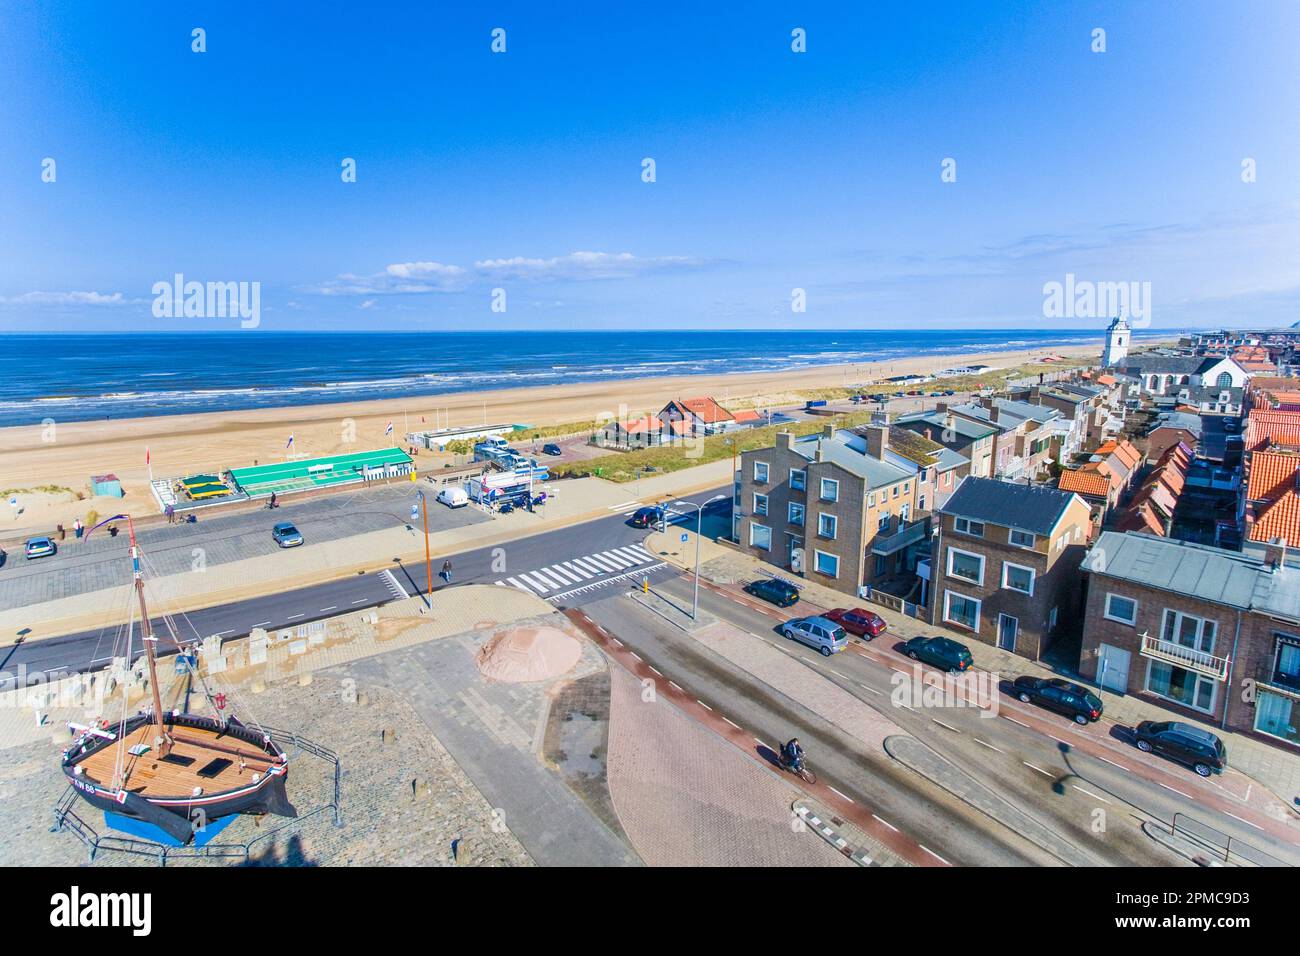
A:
286;434;294;448
385;421;394;436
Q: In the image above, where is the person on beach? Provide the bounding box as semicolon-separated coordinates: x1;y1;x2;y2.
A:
74;518;82;539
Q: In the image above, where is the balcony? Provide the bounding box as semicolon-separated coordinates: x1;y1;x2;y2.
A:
1139;632;1231;681
870;519;928;556
1256;667;1300;701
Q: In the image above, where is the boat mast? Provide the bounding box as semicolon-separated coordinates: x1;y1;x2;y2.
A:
128;520;171;755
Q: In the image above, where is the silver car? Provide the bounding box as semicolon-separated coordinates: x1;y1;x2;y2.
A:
781;616;848;656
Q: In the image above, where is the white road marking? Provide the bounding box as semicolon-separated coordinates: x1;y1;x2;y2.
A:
1000;715;1030;728
872;814;898;832
319;606;337;612
1160;783;1192;799
931;719;960;733
504;577;530;592
1072;785;1109;804
697;700;712;710
351;598;367;604
286;613;304;620
920;845;951;865
518;572;551;592
722;716;742;729
563;561;594;579
973;738;1003;753
629;652;642;662
828;786;853;803
252;621;271;627
1023;762;1054;777
1222;811;1264;831
668;681;683;692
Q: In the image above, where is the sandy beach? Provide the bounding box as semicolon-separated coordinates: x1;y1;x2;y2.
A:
0;344;1106;535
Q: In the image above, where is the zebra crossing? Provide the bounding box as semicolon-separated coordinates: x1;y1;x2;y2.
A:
493;543;669;601
605;499;691;524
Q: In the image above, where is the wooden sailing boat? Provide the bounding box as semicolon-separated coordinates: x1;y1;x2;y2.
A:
61;515;295;844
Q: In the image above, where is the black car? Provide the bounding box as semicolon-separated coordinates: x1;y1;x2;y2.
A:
901;636;973;673
1134;721;1227;777
742;578;800;607
1012;676;1103;725
543;443;563;456
629;506;664;529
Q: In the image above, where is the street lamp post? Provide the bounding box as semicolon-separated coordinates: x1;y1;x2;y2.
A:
416;490;432;598
674;494;728;620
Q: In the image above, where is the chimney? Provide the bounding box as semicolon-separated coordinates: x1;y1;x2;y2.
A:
822;423;835;439
1265;536;1287;571
776;431;793;452
936;402;949;414
924;427;933;442
864;424;889;460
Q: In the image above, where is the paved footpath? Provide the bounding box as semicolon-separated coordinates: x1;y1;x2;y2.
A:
645;527;1300;844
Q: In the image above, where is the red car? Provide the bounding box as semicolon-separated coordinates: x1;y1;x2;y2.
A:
824;607;887;640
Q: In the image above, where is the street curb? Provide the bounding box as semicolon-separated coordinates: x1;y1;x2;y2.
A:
793;801;875;866
1140;821;1228;867
624;587;715;633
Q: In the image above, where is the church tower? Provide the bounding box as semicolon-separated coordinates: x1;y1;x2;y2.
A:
1101;316;1129;368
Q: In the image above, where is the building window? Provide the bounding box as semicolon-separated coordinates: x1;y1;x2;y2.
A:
788;502;805;527
918;495;927;511
867;491;876;507
875;554;887;575
878;511;891;532
892;484;900;499
1145;660;1216;714
954;517;984;537
753;461;769;484
817;512;837;539
753;493;768;517
918;468;929;483
789;468;806;491
900;503;911;522
1161;609;1217;654
944;591;981;631
1008;529;1036;549
1002;562;1035;595
946;547;985;586
749;523;772;551
1271;635;1300;691
820;478;839;502
814;550;839;578
1104;593;1138;625
1256;690;1300;746
1216;371;1232;388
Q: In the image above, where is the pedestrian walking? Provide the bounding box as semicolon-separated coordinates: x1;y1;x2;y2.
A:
165;504;175;524
74;518;83;539
57;523;65;540
441;559;452;584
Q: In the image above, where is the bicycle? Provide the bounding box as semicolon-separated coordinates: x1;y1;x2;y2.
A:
779;754;817;785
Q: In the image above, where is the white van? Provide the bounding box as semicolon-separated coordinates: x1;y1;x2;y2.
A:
436;486;469;508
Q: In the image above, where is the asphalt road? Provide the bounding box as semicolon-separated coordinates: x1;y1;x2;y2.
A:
1;485;732;687
639;574;1297;866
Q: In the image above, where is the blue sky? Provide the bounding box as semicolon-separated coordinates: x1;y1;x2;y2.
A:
1;1;1298;332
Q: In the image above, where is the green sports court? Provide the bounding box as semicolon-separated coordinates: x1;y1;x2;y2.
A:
228;447;414;498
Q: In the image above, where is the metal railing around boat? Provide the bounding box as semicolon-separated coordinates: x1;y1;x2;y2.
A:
50;725;342;867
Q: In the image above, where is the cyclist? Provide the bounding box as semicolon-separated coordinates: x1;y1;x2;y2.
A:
782;737;805;773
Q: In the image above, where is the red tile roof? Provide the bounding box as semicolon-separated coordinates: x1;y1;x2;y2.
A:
1246;449;1300;502
1246;409;1300;451
1057;469;1112;498
1249;492;1300;546
672;397;735;425
731;409;762;423
1245;449;1300;547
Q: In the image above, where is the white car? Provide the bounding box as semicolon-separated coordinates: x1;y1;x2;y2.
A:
436;486;469;508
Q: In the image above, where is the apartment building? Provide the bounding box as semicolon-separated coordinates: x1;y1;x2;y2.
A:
1080;531;1300;750
895;410;997;478
942;398;1063;481
734;426;925;596
930;477;1093;660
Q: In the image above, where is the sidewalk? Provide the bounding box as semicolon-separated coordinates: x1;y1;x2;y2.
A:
2;463;735;641
646;527;1300;814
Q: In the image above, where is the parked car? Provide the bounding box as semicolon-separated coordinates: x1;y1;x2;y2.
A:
24;536;56;560
271;522;304;548
781;616;848;656
743;578;800;607
1133;721;1227;777
437;486;470;508
542;443;563;456
901;635;973;673
629;506;664;529
1012;676;1103;725
824;607;887;639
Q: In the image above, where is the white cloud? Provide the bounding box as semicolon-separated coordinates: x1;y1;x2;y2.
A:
313;251;709;296
358;299;377;310
474;250;708;281
0;290;129;306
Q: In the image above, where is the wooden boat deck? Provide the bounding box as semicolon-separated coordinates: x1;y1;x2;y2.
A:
75;722;278;799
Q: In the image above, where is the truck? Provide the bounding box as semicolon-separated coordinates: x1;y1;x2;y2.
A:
805;399;828;409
